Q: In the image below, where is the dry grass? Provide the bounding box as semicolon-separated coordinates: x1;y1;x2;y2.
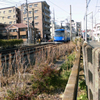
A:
0;42;76;99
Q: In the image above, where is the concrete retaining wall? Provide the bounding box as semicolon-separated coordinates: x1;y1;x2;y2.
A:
82;42;100;100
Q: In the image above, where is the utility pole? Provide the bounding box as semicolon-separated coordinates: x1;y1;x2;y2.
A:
92;12;93;41
26;0;30;43
53;9;55;41
85;0;87;42
32;8;35;44
70;5;72;41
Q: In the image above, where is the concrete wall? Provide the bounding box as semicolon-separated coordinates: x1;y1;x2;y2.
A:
82;42;100;100
62;41;81;100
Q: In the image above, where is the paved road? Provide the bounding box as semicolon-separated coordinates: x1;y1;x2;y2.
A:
88;40;100;48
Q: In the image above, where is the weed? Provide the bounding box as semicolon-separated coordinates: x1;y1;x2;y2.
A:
79;80;86;90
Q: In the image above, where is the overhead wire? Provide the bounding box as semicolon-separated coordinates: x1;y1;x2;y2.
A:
46;0;69;14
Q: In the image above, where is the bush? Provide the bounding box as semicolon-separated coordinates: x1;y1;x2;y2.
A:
60;53;75;70
79;80;86;90
31;64;59;93
0;39;23;48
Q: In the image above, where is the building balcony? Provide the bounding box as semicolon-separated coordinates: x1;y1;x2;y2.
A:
45;19;51;23
44;31;51;34
44;25;51;28
44;7;50;12
44;13;51;18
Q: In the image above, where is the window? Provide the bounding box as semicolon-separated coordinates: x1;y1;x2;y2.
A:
4;22;6;24
3;30;7;33
13;15;15;18
20;35;26;38
13;8;15;12
14;21;16;23
20;28;26;31
35;22;39;25
0;12;1;14
2;17;4;19
34;10;38;13
24;18;27;21
29;17;32;20
9;21;12;24
29;11;32;14
9;10;12;13
97;26;100;31
13;29;17;32
23;10;26;14
9;29;17;32
11;36;17;39
8;16;11;19
34;16;38;19
3;11;5;14
34;4;38;7
29;5;32;8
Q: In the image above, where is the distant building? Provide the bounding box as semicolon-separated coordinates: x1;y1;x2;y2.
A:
0;6;21;24
19;1;51;39
76;22;82;36
0;23;38;43
50;21;60;39
0;1;51;40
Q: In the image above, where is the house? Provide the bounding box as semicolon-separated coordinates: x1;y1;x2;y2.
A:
0;23;39;43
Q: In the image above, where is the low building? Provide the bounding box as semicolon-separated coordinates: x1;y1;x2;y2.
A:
0;23;38;43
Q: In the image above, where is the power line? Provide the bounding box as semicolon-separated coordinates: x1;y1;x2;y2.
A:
94;0;99;17
46;0;69;14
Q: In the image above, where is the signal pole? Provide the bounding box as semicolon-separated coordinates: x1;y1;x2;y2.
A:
70;5;72;41
26;0;30;43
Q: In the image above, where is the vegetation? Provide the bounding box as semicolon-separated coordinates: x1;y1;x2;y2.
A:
74;38;82;45
0;39;23;48
0;42;76;100
60;52;75;70
77;53;88;100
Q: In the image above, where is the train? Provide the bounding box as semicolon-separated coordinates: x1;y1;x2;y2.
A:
54;28;76;42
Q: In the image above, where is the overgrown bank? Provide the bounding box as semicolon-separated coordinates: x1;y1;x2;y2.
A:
0;44;76;100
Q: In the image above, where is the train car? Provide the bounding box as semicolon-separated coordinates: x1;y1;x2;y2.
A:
54;28;70;42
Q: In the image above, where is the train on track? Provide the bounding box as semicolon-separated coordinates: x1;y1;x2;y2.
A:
54;28;76;42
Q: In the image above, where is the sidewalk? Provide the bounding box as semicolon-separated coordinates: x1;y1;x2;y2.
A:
88;40;100;48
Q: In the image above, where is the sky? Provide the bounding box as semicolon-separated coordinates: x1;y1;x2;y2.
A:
0;0;100;30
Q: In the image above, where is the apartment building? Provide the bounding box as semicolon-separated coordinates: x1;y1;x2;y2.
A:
20;1;51;39
0;6;21;25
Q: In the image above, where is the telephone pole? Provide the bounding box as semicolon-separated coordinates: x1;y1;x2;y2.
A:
32;8;35;44
53;9;55;41
85;0;87;42
70;5;72;41
26;0;30;43
92;12;93;40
